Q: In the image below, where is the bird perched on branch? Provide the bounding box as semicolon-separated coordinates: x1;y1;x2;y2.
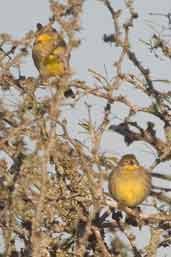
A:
109;154;151;207
32;24;70;78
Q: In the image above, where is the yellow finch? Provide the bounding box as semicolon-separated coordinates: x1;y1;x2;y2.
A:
109;154;151;207
32;24;69;78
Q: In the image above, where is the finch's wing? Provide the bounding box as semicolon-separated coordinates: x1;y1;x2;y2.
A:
32;46;41;72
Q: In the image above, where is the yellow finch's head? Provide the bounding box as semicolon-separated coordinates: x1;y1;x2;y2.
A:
36;33;54;43
118;154;139;171
33;24;66;58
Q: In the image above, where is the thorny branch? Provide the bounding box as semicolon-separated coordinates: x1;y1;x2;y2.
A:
0;1;171;257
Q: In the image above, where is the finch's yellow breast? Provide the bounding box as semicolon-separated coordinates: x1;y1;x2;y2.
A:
109;155;151;207
43;54;65;76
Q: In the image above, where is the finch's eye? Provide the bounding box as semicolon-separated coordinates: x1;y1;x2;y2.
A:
37;39;43;44
129;160;135;165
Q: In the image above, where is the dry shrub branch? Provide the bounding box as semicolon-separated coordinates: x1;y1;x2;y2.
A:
0;1;171;257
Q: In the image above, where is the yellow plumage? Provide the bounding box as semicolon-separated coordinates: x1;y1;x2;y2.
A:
109;154;151;207
32;25;69;78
